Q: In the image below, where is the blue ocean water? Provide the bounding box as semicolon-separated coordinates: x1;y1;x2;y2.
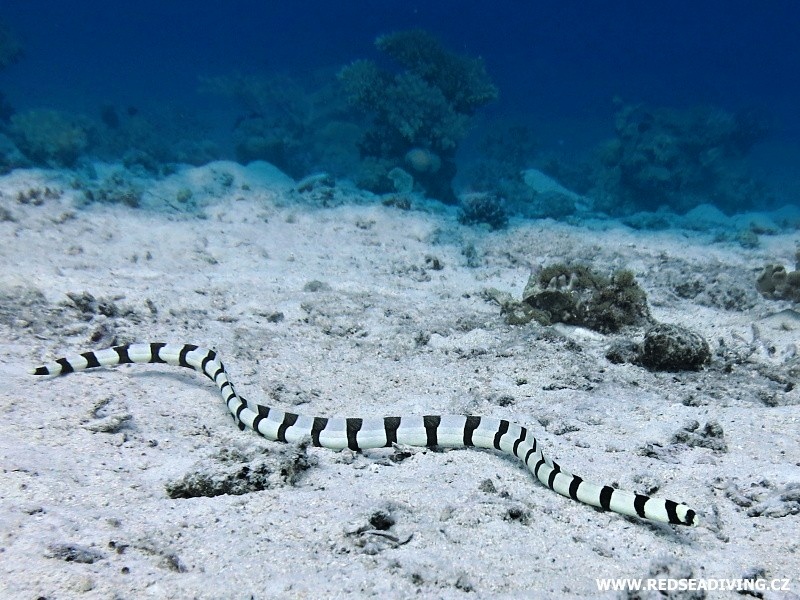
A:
1;0;799;215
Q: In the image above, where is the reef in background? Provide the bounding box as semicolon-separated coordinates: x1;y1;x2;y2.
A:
338;29;497;203
0;20;789;232
588;102;771;215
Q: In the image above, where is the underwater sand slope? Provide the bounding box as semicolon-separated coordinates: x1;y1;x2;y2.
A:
0;162;798;598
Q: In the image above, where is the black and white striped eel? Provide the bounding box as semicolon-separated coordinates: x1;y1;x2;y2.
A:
32;342;697;526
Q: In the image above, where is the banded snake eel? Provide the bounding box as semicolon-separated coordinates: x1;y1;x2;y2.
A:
32;342;697;526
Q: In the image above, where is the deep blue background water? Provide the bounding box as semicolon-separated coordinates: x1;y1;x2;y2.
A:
2;0;799;197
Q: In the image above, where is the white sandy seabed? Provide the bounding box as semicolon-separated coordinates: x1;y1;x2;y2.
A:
0;160;799;599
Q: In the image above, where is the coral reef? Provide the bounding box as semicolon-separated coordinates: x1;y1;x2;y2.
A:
757;265;800;302
8;109;90;167
458;192;508;230
519;168;584;218
0;132;27;173
465;125;541;217
521;264;651;333
405;147;441;174
374;30;497;113
488;263;651;333
2;101;220;173
463;125;588;220
293;172;337;206
489;265;711;371
592;102;771;215
96;107;221;173
202;72;358;179
338;29;497;203
387;167;414;194
756;246;800;303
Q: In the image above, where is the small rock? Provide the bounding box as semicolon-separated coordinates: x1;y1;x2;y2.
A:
369;509;395;531
303;280;331;293
671;420;728;452
605;339;642;364
478;478;497;494
47;542;105;564
640;323;710;371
